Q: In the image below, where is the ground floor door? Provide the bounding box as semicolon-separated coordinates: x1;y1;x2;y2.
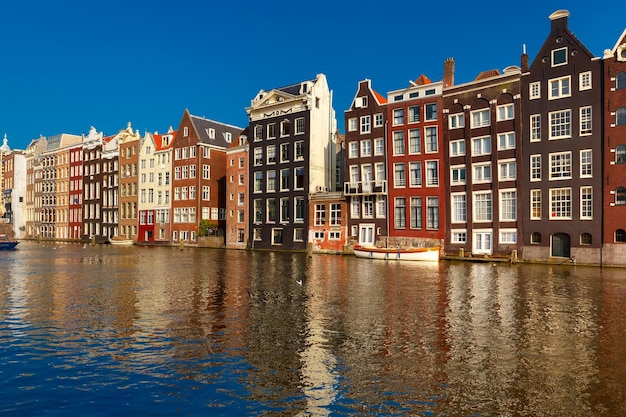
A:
472;230;493;255
358;224;375;246
551;233;571;257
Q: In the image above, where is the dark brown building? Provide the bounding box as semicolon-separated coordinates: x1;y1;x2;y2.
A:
520;10;603;263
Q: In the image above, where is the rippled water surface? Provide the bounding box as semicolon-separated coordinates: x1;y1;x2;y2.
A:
1;241;625;416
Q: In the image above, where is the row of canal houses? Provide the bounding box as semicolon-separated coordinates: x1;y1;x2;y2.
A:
1;10;626;265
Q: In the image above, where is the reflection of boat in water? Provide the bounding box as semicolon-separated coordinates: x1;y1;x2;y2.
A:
353;245;440;262
0;234;19;250
108;237;134;246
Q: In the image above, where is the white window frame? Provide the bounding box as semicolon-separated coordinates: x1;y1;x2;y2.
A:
549;109;572;139
549;151;572;180
580;149;592;178
499;229;517;244
530;189;541;220
530;114;541;142
472;191;492;223
497;104;514;121
497;132;515;150
471;109;490;128
550;187;572;220
449;139;465;157
451;193;467;224
579;71;592;91
499;189;517;221
348;118;357;132
472;162;492;184
552;47;568;67
529;82;541;100
449;113;464;129
580;186;593;220
530;154;541;182
360;115;371;134
374;138;385;156
498;159;516;181
374;113;384;127
579;106;592;136
548;76;571;100
450;165;466;186
451;229;467;243
473;229;493;255
393;108;404;126
471;136;491;156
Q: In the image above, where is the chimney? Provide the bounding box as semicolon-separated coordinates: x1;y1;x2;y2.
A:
443;57;455;88
521;44;529;72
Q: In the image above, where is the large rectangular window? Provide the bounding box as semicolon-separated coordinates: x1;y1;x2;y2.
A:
426;197;439;229
393;108;404;126
550;188;571;219
450;165;466;185
394;163;405;187
549;109;571;139
393;131;405;155
450;139;465;156
530;114;541;142
530;190;541;220
580;150;592;178
473;192;492;222
451;193;467;223
549;152;572;180
581;186;592;219
360;116;371;134
498;160;516;181
314;204;326;226
425;127;437;153
410;197;422;229
498;132;515;150
473;162;492;183
426;161;438;186
449;113;464;129
580;106;592;135
409;162;422;187
549;76;570;99
408;129;421;154
472;136;491;156
499;190;517;221
408;106;420;123
497;104;514;121
471;109;490;128
530;155;541;181
394;197;406;228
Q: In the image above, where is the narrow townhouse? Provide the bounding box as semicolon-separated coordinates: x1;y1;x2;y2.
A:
225;132;249;249
344;79;387;248
246;74;336;251
82;127;109;243
118;123;141;241
68;142;83;240
101;131;120;240
309;191;347;253
386;73;445;249
520;10;603;263
138;128;175;244
0;137;27;239
171;109;244;245
24;136;46;239
602;29;626;265
443;60;522;257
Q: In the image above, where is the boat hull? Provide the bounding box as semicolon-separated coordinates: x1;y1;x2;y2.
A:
0;241;19;250
109;239;134;246
353;245;440;262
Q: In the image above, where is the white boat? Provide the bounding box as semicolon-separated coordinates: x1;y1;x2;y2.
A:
353;245;440;262
109;237;134;246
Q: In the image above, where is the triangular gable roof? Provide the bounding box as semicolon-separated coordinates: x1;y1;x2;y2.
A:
607;28;626;56
188;112;244;149
153;130;177;152
414;74;432;85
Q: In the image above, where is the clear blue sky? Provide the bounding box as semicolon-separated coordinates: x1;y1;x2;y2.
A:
1;0;623;150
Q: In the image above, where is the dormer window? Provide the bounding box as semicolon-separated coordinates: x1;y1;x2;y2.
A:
302;83;308;93
207;128;215;139
183;127;188;137
224;132;232;143
552;47;567;67
355;97;367;108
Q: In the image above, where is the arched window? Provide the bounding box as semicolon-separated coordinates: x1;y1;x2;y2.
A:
616;229;626;243
617;145;626;164
616;187;626;205
531;232;542;244
617;107;626;126
580;233;592;245
617;72;626;90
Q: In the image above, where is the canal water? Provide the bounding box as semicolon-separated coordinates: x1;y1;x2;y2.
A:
1;241;625;416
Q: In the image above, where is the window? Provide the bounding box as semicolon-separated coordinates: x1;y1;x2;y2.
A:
394;163;405;187
254;125;263;140
550;188;572;219
295;117;305;134
348;142;358;158
451;230;467;243
617;72;626;90
472;136;491;156
426;161;438;186
408;106;420;123
393;131;405;155
616;229;626;243
294;228;304;242
530;114;541;142
549;152;572;180
549;76;571;100
253;172;263;192
266;145;276;164
394;197;406;228
329;232;341;240
330;203;341;225
363;196;374;218
530;155;541;181
580;106;592;135
426;197;439;229
254;199;263;223
267;123;276;139
500;229;517;244
473;192;492;222
253;229;261;241
374;138;385;156
552;47;567;66
280;120;290;137
449;113;464;129
473;230;492;254
409;162;422;187
450;139;465;157
393;108;404;126
280;169;289;190
272;229;283;245
348;118;357;132
376;196;386;218
314;204;326;226
351;197;361;218
280;143;289;162
424;127;437;152
549;110;571;139
498;132;515;150
410;197;422;229
580;150;592;178
254;147;263;166
408;129;421;154
497;104;514;121
360;140;372;157
616;145;626;164
473;163;491;183
499;160;516;181
531;190;541;220
451;193;466;223
360;115;371;133
499;190;517;221
374;113;384;127
266;170;276;192
580;71;592;90
425;103;437;120
531;232;542;244
295;141;304;160
581;186;592;219
295;197;305;222
615;187;626;206
529;82;541;99
294;167;304;189
471;109;490;128
450;165;466;185
617;108;626;126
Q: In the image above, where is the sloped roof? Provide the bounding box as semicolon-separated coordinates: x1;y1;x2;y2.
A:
189;113;244;149
372;89;387;104
414;74;432;85
474;69;501;81
153;130;177;152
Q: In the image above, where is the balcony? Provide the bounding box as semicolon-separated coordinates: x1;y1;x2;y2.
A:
344;180;387;196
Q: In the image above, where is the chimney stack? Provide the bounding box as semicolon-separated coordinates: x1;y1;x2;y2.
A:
443;57;455;88
521;44;529;72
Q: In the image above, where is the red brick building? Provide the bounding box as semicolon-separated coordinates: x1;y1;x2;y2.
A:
602;29;626;265
308;192;347;254
225;133;249;249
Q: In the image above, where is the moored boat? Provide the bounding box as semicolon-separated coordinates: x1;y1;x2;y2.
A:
353;245;440;262
108;237;134;246
0;234;19;250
